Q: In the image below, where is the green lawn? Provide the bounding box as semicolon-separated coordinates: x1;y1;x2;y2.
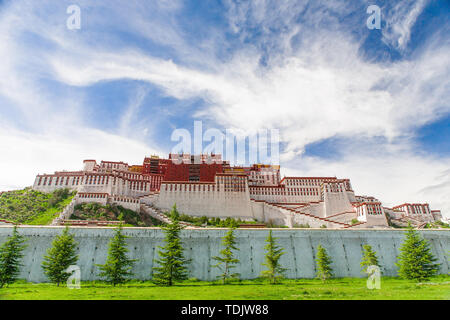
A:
1;276;449;300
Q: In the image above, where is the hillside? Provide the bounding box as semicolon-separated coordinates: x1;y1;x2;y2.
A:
71;202;161;227
0;188;76;225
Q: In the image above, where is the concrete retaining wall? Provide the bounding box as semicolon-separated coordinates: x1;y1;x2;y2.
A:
0;226;448;283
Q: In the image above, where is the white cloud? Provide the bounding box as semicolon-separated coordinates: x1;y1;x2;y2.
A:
382;0;428;51
281;142;450;219
0;125;162;191
45;29;449;157
118;86;150;138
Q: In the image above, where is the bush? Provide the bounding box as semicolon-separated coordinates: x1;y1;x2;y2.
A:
48;189;71;207
71;203;147;227
164;209;258;228
294;223;310;228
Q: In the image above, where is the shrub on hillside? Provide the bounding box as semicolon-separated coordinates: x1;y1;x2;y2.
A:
0;188;75;224
71;203;149;227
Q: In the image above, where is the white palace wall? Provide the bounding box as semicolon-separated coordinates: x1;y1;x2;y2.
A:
250;201;291;226
298;202;326;218
323;191;354;217
33;173;160;199
249;185;322;203
156;183;256;219
30;159;445;228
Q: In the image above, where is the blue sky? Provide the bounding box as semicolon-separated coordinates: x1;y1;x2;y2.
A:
0;0;449;217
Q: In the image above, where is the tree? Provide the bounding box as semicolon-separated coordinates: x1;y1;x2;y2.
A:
169;203;180;221
42;226;78;286
0;225;27;288
315;244;333;282
396;224;440;281
96;225;136;286
360;244;381;273
152;205;189;286
260;230;287;284
212;228;240;284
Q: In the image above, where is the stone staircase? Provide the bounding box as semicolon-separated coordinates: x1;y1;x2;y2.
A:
342;221;366;228
138;192;159;205
319;210;367;228
51;196;77;226
281;204;352;228
254;200;351;228
140;203;172;224
389;215;424;228
417;222;428;229
140;203;193;227
272;203;367;228
0;219;14;225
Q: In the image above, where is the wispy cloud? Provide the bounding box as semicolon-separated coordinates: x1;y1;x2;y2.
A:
283;139;450;216
382;0;429;52
0;0;448;217
44;20;449;160
119;85;150;138
0;124;162;190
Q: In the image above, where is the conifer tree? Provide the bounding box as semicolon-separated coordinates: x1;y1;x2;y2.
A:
152;205;189;286
315;244;333;282
169;203;180;221
360;244;381;273
212;228;240;284
0;225;27;288
396;224;439;281
97;225;136;286
260;230;287;284
42;226;78;286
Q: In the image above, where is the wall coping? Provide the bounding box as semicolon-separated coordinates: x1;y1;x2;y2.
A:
0;225;449;232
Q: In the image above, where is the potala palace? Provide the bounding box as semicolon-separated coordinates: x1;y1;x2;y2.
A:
31;154;443;228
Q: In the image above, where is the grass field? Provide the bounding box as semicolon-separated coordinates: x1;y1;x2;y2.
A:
1;276;449;300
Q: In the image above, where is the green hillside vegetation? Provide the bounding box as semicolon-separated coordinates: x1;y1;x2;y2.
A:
424;221;450;229
166;211;263;228
0;188;75;225
71;203;158;227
